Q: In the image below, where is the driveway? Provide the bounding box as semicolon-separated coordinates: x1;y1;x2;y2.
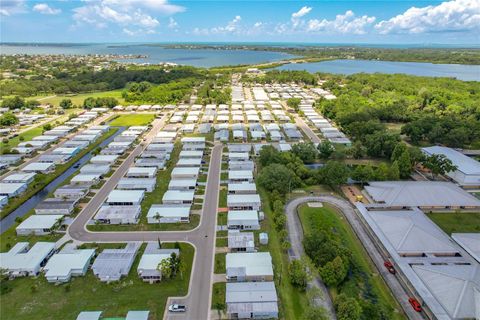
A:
285;195;423;320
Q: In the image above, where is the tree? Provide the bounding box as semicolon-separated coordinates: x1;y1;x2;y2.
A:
388;162;400;180
317;140;335;159
158;258;172;280
351;165;374;185
391;143;408;162
1;96;25;109
335;294;362;320
281;240;291;252
422;154;457;179
287;97;301;112
258;145;282;167
395;150;413;179
59;98;73;109
257;163;301;195
349;142;366;159
0;112;19;126
302;306;328;320
292;142;318;164
316;161;349;188
288;259;308;291
319;256;348;287
43;123;52;131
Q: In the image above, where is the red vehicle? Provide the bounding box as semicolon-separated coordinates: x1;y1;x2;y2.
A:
384;261;396;274
409;297;422;312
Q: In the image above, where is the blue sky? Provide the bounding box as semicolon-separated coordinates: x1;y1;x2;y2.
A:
1;0;479;44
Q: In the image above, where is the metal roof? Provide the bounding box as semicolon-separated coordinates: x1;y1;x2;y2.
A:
106;190;144;203
0;242;55;271
147;205;190;219
17;214;63;230
452;233;480;263
44;246;95;279
423;146;480;175
226;252;273;277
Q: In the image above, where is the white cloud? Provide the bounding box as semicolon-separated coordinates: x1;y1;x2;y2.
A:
292;6;312;19
72;0;181;33
168;17;178;29
0;0;26;16
307;10;376;34
210;15;242;34
33;3;61;15
291;6;312;28
375;0;480;34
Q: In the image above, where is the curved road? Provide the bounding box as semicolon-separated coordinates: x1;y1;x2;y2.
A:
285;195;422;320
67;118;223;320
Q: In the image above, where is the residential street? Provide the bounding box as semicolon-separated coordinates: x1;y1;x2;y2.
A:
285;196;423;320
67;121;223;320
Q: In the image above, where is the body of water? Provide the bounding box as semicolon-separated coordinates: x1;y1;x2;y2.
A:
0;127;125;234
0;44;294;68
276;59;480;81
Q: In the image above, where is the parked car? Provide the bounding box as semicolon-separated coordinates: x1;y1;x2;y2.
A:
168;304;186;313
384;261;396;274
408;297;422;312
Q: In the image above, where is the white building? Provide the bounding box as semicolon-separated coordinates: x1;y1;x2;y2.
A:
422;146;480;188
228;231;255;252
16;214;64;236
0;182;27;197
162;190;195;205
44;244;95;283
94;205;141;224
226;252;274;282
0;242;55;277
105;190;144;206
226;282;278;319
137;243;179;283
228;194;261;211
228;210;260;230
147;205;190;223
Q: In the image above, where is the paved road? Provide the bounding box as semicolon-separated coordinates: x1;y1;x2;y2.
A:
67;113;222;320
0;112;112;179
285;196;423;320
278;100;322;144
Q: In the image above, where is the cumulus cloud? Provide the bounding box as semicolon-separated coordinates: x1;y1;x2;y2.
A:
33;3;61;15
307;10;376;34
291;6;312;28
0;0;26;16
72;0;183;33
209;15;242;34
375;0;480;34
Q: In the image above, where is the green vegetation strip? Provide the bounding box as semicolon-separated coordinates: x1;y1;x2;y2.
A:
211;282;226;311
214;253;226;274
0;128;118;219
298;204;404;320
108;114;155;127
426;212;480;235
0;242;194;320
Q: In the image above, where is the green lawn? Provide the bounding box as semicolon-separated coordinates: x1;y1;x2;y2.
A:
0;128;118;219
216;237;227;247
32;90;125;107
218;188;227;208
427;212;480;235
0;242;194;320
258;188;307;320
211;282;226;310
108;114;155;126
214;253;226;274
0;222;62;252
298;204;405;320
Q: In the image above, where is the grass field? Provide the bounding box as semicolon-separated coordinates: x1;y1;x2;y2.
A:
0;242;194;320
427;212;480;235
32;90;125;107
214;253;226;274
298;204;405;320
108;114;155;126
211;282;226;309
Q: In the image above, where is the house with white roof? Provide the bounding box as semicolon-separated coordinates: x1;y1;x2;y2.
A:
228;194;261;211
226;282;278;319
16;214;64;236
226;252;274;282
116;178;156;192
147;205;190;223
90;155;118;165
228;170;254;183
0;182;27;198
168;178;197;191
71;174;101;186
22;162;55;173
228;183;257;195
105;190;144;206
44;244;95;283
126;167;157;178
422;146;480;188
171;167;200;179
2;172;36;184
0;242;55;277
162;190;195;205
94;205;141;224
228;210;260;230
137;243;179;283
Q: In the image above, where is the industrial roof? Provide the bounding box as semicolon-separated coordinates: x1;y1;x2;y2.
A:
365;181;480;207
412;264;480;319
226;252;273;277
452;233;480;263
423;146;480;175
